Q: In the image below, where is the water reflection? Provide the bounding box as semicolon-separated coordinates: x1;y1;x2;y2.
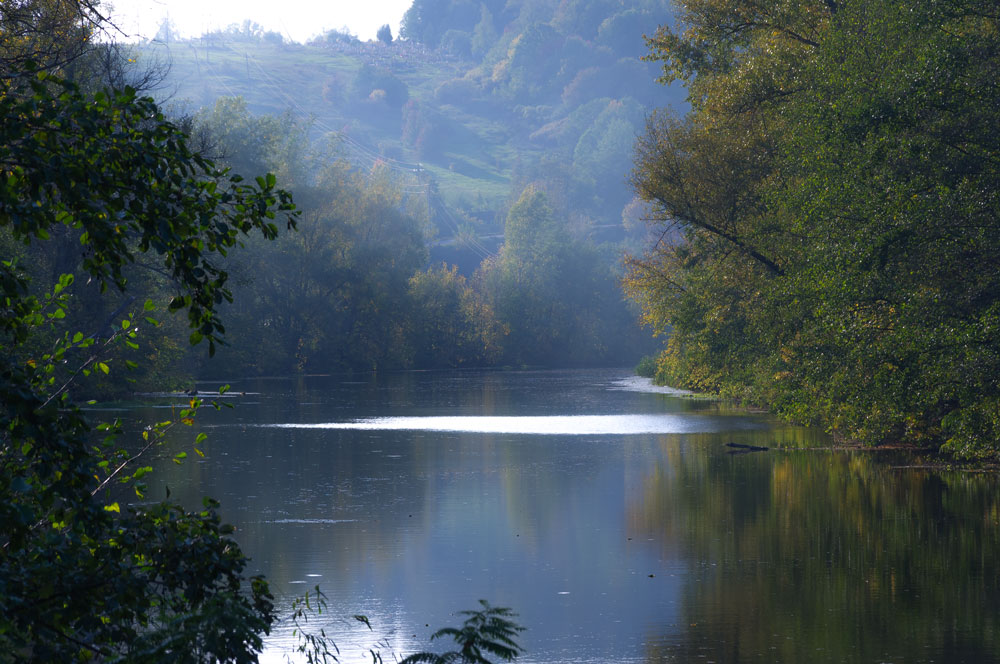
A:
628;444;1000;663
134;369;1000;663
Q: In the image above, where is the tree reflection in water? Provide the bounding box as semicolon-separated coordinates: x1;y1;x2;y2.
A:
628;437;1000;663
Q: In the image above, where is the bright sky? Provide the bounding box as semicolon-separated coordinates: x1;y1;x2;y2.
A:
106;0;414;43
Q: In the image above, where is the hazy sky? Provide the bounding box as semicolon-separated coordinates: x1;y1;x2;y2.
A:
106;0;414;43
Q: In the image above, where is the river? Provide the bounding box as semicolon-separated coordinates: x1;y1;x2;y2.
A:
137;368;999;663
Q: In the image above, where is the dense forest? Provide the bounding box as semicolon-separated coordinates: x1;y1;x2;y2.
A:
4;0;692;399
625;0;1000;460
117;0;686;381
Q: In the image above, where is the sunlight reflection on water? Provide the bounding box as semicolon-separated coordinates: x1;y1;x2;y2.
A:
255;414;759;435
607;376;694;395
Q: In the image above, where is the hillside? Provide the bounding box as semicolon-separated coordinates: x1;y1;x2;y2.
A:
139;1;685;265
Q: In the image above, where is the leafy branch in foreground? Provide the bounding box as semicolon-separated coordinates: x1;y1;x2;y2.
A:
400;601;526;664
0;65;296;660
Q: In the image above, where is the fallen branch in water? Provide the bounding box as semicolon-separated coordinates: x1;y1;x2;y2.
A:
726;442;769;453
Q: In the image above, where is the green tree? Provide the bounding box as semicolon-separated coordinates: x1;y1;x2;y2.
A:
407;263;504;368
479;185;640;366
471;4;499;57
493;22;565;101
0;69;296;660
0;0;100;76
377;23;393;44
628;0;1000;458
193;99;429;375
351;62;409;110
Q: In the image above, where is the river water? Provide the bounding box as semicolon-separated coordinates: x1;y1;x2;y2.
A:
140;368;999;663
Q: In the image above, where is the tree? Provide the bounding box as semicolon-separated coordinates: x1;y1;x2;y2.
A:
0;0;105;76
401;0;449;46
470;5;498;57
377;23;393;44
190;99;431;375
628;0;1000;458
479;185;641;366
406;264;503;368
351;62;409;110
0;68;297;659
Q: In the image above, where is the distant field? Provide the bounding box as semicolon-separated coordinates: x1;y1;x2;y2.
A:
145;39;524;222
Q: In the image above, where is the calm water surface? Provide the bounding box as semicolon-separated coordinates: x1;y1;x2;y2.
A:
138;368;1000;663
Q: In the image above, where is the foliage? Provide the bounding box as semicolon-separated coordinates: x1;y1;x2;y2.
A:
627;0;1000;458
188;100;435;375
478;186;648;366
493;22;564;102
134;0;679;374
377;24;393;45
406;263;504;368
352;63;409;109
1;73;297;354
470;5;498;57
572;97;645;214
0;68;296;660
400;601;526;664
402;0;481;49
635;354;657;378
0;0;102;76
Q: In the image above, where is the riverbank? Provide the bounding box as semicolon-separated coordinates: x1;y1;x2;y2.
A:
635;372;1000;471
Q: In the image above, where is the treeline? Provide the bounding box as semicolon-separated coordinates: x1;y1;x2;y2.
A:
627;0;1000;458
197;98;644;377
3;90;646;394
127;0;691;389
